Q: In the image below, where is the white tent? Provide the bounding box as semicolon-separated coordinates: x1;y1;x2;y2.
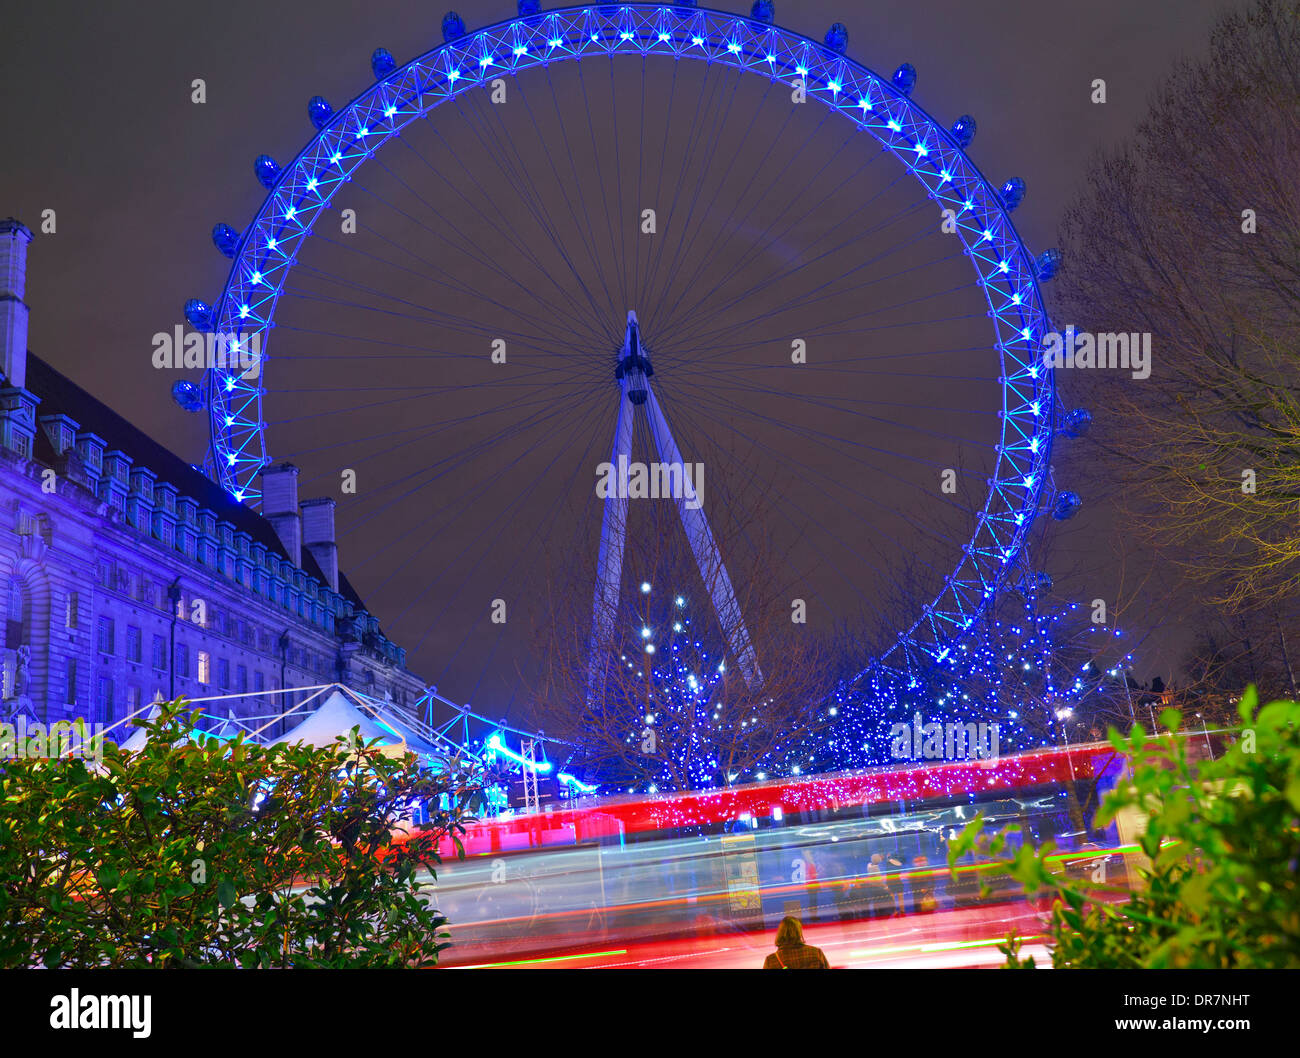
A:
119;704;250;753
118;702;162;754
270;689;407;754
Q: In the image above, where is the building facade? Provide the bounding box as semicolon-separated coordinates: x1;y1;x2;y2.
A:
0;217;426;735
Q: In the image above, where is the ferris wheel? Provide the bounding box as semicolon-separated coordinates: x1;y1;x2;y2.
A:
182;1;1072;715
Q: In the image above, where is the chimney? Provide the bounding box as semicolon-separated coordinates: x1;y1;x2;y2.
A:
301;497;338;592
259;462;301;567
0;218;33;390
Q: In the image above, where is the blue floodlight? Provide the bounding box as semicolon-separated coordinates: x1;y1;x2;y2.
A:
485;733;553;772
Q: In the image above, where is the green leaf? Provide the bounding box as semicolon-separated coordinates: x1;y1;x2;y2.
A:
1284;774;1300;813
1238;686;1259;724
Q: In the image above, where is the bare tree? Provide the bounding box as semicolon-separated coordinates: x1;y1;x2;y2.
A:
1179;604;1300;717
1052;0;1300;617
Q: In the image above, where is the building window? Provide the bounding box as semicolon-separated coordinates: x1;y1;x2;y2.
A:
126;625;142;664
236;664;248;694
97;561;112;588
254;670;264;695
217;657;230;690
152;634;166;671
197;651;211;685
126;685;141;714
96;616;115;655
65;592;79;630
96;677;113;723
65;659;77;705
5;576;25;650
175;643;189;679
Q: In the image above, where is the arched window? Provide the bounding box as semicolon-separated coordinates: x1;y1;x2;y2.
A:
3;575;28;700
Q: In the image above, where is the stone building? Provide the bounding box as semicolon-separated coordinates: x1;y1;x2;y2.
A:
0;217;426;734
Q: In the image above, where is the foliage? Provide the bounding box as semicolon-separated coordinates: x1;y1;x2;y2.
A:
949;688;1300;968
0;700;479;968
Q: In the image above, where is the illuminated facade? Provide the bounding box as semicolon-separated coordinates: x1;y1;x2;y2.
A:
0;217;425;731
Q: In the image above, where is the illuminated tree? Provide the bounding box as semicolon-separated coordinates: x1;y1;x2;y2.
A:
524;474;842;792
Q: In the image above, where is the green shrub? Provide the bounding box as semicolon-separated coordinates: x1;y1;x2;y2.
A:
0;700;479;968
949;688;1300;968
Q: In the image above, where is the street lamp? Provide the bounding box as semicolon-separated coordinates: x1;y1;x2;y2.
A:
1196;712;1214;760
1055;706;1077;782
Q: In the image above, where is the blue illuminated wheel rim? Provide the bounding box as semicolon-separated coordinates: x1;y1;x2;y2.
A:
202;2;1056;682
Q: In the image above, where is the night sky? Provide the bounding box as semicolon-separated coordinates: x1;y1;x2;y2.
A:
0;0;1239;715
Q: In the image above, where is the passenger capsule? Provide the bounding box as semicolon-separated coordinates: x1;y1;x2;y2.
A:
1000;177;1026;212
951;115;976;148
254;155;281;191
892;63;917;95
308;95;333;130
371;48;396;79
442;12;466;42
212;223;241;258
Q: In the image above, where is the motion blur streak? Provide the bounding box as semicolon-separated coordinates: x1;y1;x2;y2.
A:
424;744;1128;968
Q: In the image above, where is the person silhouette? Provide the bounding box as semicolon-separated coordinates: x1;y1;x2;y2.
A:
763;916;830;969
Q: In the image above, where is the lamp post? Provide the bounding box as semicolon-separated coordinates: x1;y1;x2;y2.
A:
278;630;290;737
1055;707;1076;783
167;578;182;700
1120;670;1137;728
